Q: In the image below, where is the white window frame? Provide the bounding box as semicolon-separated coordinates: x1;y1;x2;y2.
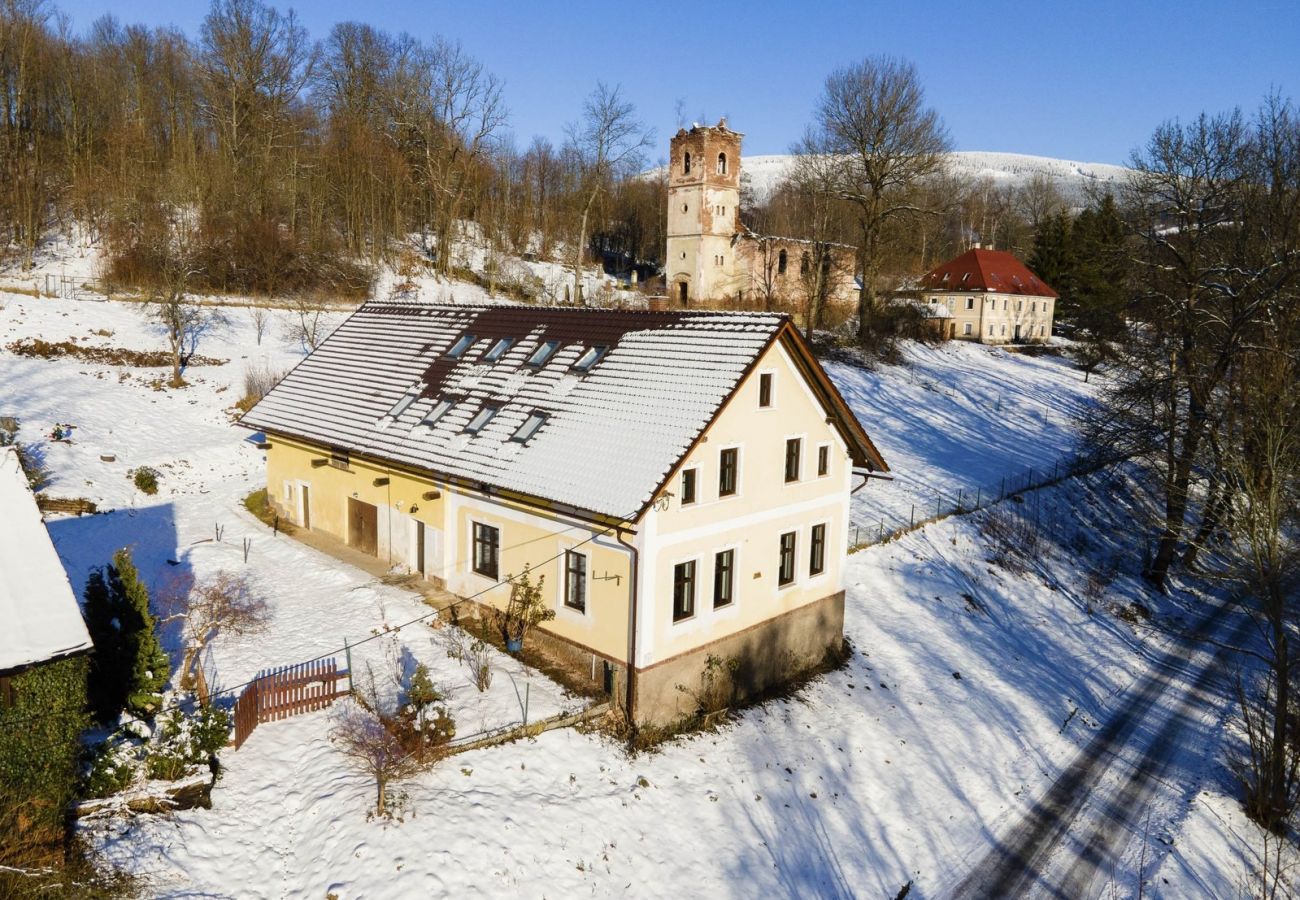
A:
711;543;741;615
470;520;501;581
556;544;591;623
815;442;832;479
671;555;701;624
963;322;973;336
679;465;700;506
756;368;777;410
777;530;798;590
716;444;742;500
783;433;806;485
808;520;831;581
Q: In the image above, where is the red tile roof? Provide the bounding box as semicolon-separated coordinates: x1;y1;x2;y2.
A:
919;248;1058;298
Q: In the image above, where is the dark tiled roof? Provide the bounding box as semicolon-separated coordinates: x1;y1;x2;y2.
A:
242;303;791;520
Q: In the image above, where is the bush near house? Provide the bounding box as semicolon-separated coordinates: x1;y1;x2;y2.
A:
0;656;89;873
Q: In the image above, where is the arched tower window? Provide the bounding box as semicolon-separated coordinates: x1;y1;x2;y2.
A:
683;152;691;175
777;249;787;275
800;252;811;275
717;152;727;175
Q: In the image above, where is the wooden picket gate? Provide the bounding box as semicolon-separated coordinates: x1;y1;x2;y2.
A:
232;658;348;750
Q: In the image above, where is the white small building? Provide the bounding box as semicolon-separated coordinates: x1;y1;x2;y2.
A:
917;247;1058;344
0;447;93;697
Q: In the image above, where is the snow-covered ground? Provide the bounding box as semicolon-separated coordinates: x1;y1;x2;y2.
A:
0;288;1256;897
833;342;1096;538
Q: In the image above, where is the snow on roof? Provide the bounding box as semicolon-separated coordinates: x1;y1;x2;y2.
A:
242;304;793;521
0;448;93;674
920;248;1059;298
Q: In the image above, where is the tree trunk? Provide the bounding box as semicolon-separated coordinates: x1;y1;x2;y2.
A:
1147;405;1207;589
376;773;386;817
573;192;596;307
1267;624;1290;829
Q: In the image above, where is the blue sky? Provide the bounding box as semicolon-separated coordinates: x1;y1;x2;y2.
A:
58;0;1298;165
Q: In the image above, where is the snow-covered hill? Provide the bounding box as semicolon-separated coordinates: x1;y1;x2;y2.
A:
653;151;1131;204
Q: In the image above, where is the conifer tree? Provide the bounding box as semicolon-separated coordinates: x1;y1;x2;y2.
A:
82;549;170;722
113;549;169;718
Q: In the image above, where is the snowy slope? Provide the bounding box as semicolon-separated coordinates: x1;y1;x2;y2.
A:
648;151;1130;205
0;291;1253;897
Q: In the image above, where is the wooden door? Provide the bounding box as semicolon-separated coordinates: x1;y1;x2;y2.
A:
348;497;378;556
301;485;311;530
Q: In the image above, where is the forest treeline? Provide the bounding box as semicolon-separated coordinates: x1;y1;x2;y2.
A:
1;0;1101;303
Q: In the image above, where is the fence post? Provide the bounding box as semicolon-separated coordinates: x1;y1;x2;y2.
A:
910;505;915;528
957;488;964;511
344;639;353;693
975;486;981;508
936;496;941;518
878;519;884;541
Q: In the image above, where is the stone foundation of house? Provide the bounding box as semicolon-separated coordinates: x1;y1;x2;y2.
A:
630;589;846;728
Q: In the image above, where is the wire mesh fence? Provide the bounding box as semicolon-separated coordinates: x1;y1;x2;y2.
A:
849;452;1087;549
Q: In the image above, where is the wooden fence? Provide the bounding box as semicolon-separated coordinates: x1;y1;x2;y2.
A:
232;658;348;750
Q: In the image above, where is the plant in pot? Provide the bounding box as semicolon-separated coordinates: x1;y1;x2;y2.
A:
497;566;552;653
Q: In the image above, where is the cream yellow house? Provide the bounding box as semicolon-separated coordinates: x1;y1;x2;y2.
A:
241;303;887;726
918;247;1058;343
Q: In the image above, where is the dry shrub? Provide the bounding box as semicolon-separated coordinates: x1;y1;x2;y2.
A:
7;338;224;367
158;570;269;691
237;362;286;412
979;500;1042;573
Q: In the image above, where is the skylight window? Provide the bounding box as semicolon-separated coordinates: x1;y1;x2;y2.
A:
511;411;548;443
464;404;499;434
384;390;421;421
483;338;513;362
527;340;560;367
420;397;454;428
573;345;608;372
447;334;477;358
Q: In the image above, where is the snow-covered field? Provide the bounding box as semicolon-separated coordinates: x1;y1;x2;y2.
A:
834;342;1096;537
0;287;1254;897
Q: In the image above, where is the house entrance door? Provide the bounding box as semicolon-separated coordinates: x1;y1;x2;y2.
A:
348;498;378;556
1014;324;1022;342
301;485;311;530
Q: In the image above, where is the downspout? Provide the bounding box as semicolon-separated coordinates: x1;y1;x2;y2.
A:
616;525;639;725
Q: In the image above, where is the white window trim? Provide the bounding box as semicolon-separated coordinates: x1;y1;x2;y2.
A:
469;518;501;583
679;465;700;507
555;544;592;624
815;442;833;479
716;443;743;501
669;553;702;626
710;543;742;619
756;368;777;410
777;529;799;591
782;433;807;486
807;520;832;583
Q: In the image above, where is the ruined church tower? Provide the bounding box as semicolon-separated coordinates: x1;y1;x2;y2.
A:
666;120;742;304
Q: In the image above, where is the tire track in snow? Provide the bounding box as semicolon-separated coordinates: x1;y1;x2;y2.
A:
950;597;1243;898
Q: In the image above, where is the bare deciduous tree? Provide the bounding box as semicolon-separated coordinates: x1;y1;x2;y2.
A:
566;83;652;305
806;56;951;344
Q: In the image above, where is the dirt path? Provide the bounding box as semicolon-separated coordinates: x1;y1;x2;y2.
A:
951;599;1248;898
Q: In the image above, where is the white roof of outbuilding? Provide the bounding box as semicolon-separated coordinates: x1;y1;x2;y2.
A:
0;447;93;674
243;303;872;521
